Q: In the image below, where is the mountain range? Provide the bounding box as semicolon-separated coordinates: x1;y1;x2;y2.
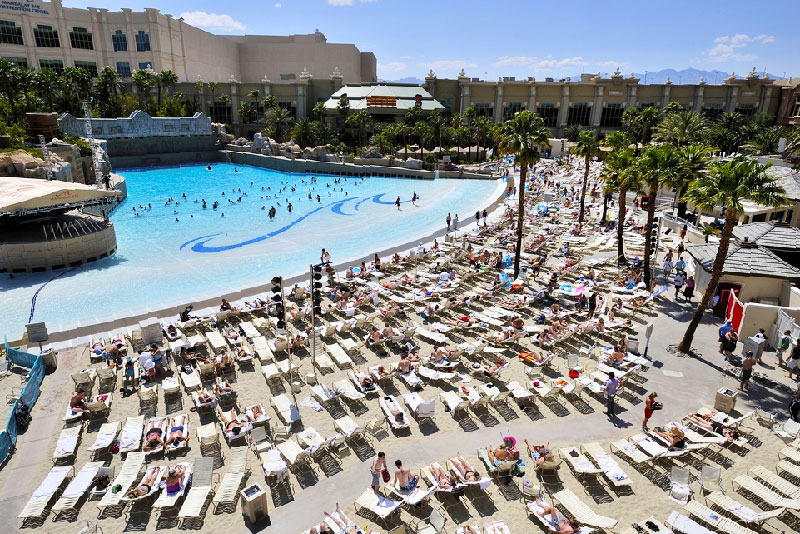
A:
383;68;786;86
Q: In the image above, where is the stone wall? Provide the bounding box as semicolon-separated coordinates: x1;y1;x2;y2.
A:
58;111;213;139
0;220;117;274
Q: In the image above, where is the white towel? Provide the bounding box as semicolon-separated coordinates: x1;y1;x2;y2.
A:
596;453;628;481
120;424;143;450
90;430;117;450
668;511;713;534
63;465;98;499
55;434;78;455
300;397;323;412
31;467;71;501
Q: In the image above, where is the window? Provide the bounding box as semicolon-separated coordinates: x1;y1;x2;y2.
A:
701;103;723;119
111;30;127;52
74;60;97;77
793;96;800;118
33;24;60;48
3;57;27;68
69;27;93;50
209;102;232;124
278;101;297;117
138;62;152;71
39;59;64;74
503;101;524;121
280;73;296;81
736;103;756;116
567;102;590;126
473;102;492;118
0;20;23;45
638;102;656;109
116;61;131;77
537;103;558;127
135;31;150;52
600;103;624;128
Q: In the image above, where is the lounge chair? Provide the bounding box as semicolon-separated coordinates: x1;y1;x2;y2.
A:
271;394;301;425
440;390;469;416
670;466;692;505
138;383;158;413
179;366;201;391
446;459;492;491
580;442;631;488
52;425;82;464
333;379;367;402
610;438;651;464
527;498;595;534
220;413;253;444
18;465;73;524
261;362;283;387
354;488;400;522
311;383;339;405
380;395;410;429
483;520;510;533
749;465;800;498
152;461;193;519
774;419;800;442
698;464;723;495
88;465;115;500
97;367;117;393
143;416;168;456
559;447;603;476
191;389;218;414
259;449;289;484
705;490;784;525
732;474;800;509
165;414;190;456
277;439;313;472
389;474;434;506
211;446;249;512
326;343;353;368
403;393;436;423
245;403;270;426
119;415;145;454
205;330;228;353
51;461;105;519
121;464;166;507
334;415;364;443
249;426;272;454
553;488;618;528
84;393;113;421
684;499;758;534
666;510;715;534
196;422;222;456
478;447;515;478
421;462;465;496
87;421;120;459
97;452;146;515
177;456;216;526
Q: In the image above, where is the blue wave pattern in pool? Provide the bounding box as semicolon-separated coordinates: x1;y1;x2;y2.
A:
0;163;498;335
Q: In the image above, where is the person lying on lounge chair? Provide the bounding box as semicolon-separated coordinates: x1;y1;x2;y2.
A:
429;463;454;489
218;408;246;436
449;453;481;481
351;365;376;391
164;464;187;493
308;502;375;534
685;414;740;443
534;500;581;534
383;396;405;423
223;325;240;342
143;419;166;451
472;360;504;377
125;466;162;498
165;415;188;447
247;404;266;422
214;379;235;397
524;439;553;467
485;445;513;466
70;389;88;413
653;426;686;450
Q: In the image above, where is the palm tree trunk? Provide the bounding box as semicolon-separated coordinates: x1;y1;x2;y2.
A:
642;187;657;287
617;186;627;263
514;163;528;278
677;210;737;353
601;193;609;224
578;154;590;225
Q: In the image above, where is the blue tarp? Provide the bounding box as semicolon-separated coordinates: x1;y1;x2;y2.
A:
5;338;38;368
0;345;45;464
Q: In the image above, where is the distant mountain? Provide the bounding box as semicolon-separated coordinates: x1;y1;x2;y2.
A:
629;68;783;85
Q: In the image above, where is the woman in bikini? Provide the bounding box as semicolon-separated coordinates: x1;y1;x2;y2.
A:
165;415;188;448
164;464;186;493
142;418;166;451
218;408;246;436
449;453;480;482
310;502;374;534
125;466;162;498
429;464;454;489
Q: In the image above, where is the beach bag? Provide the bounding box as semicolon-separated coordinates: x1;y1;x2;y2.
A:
652;402;663;411
92;474;110;490
381;468;390;483
568;369;580;379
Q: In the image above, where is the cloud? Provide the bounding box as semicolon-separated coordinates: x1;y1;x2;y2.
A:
492;56;538;68
274;2;282;7
400;55;411;60
706;33;774;62
416;60;477;73
179;11;245;32
378;62;406;73
492;55;617;71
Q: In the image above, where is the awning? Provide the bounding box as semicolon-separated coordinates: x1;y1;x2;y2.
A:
0;177;119;216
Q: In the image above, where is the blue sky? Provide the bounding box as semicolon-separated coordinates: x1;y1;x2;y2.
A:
65;0;799;80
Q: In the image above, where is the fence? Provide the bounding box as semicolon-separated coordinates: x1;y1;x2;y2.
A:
0;342;46;465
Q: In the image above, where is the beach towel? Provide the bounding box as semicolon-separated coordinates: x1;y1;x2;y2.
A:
63;465;99;499
32;466;71;501
55;434;78;456
300;397;323;412
120;424;143;451
595;452;628;482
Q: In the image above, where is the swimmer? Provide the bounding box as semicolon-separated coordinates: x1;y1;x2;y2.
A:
207;165;212;170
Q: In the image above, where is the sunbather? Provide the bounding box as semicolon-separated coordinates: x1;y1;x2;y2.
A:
685;414;740;442
164;464;187;493
534;500;581;534
431;346;456;363
143;418;166;451
524;439;554;467
351;365;376;391
247;404;266;422
313;502;374;534
70;389;88;413
383;396;405;423
223;325;240;342
653;426;686;450
472;360;504;377
485;445;513;466
165;415;188;447
215;379;235;397
429;463;454;489
218;408;246;436
125;466;162;498
606;347;625;366
449;453;480;481
196;388;217;406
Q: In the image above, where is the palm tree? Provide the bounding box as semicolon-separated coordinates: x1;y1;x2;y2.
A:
622;106;661;152
741;125;785;156
264;106;294;142
563;124;583;142
497;111;551;277
655;110;707;147
573;130;601;226
427;112;444;152
292;117;314;148
238;101;255;124
786;130;800;169
313;101;326;122
0;60;30;121
708;111;747;153
96;66;122;117
672;144;710;219
602;147;639;263
156;69;178;107
677;157;786;353
345;109;373;150
472;115;492;161
206;81;218;104
636;144;682;286
131;68;154;107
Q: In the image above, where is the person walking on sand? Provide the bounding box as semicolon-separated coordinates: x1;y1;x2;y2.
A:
604;372;619;417
370;451;386;492
446;212;451;232
777;330;792;366
740;351;757;391
642;391;658;430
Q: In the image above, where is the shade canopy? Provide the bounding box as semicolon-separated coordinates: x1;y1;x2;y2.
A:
0;177;119;216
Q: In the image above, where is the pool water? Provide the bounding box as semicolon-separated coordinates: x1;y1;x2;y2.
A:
1;163;499;335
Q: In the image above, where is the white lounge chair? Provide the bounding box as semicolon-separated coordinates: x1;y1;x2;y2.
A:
332;379;366;402
774;419;800;442
51;461;105;519
143;416;168;456
732;475;800;509
52;425;82;464
18;465;73;523
380;395;410;429
87;421;120;459
440;390;469;416
152;461;193;519
580;442;631;487
271;394;301;425
705;491;784;525
684;499;758;534
326;343;353;368
211;446;249;512
559;447;603;476
527;498;595;534
553;488;618;528
179;366;201;391
178;456;216;526
354;488;400;520
666;510;715;534
97;452;146;514
119;415;145;454
165;414;190;456
403;393;436;423
121;464;165;505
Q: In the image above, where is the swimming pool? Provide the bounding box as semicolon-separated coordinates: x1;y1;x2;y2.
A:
1;163;500;336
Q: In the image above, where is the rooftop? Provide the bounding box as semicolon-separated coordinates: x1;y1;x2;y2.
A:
732;221;800;251
325;84;444;112
686;238;800;279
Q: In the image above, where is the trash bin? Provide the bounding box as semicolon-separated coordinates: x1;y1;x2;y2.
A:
240;483;268;523
627;337;640;354
742;336;765;360
291;381;303;394
305;373;317;385
713;387;738;413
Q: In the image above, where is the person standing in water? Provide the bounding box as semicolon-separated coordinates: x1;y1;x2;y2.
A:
453;214;459;231
412;192;417;206
446;213;451;232
395;196;401;210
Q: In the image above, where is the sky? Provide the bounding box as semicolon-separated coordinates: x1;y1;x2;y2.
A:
64;0;800;81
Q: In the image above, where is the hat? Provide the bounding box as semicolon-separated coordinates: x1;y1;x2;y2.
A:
168;467;177;476
503;436;517;447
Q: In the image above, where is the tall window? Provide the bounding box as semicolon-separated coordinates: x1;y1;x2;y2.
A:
278;101;297;118
638;102;656;109
33;24;60;48
135;30;151;52
69;27;93;50
138;62;152;71
210;102;231;124
567;102;590;126
503;102;523;121
735;104;756;116
3;57;27;68
111;30;127;52
74;60;98;77
116;61;131;77
39;59;64;74
0;20;23;45
537;103;558;127
600;103;624;127
474;102;492;118
701;103;723;119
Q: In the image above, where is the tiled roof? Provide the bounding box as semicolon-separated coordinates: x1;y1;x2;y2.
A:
686;239;800;279
324;84;444;112
732;221;800;251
